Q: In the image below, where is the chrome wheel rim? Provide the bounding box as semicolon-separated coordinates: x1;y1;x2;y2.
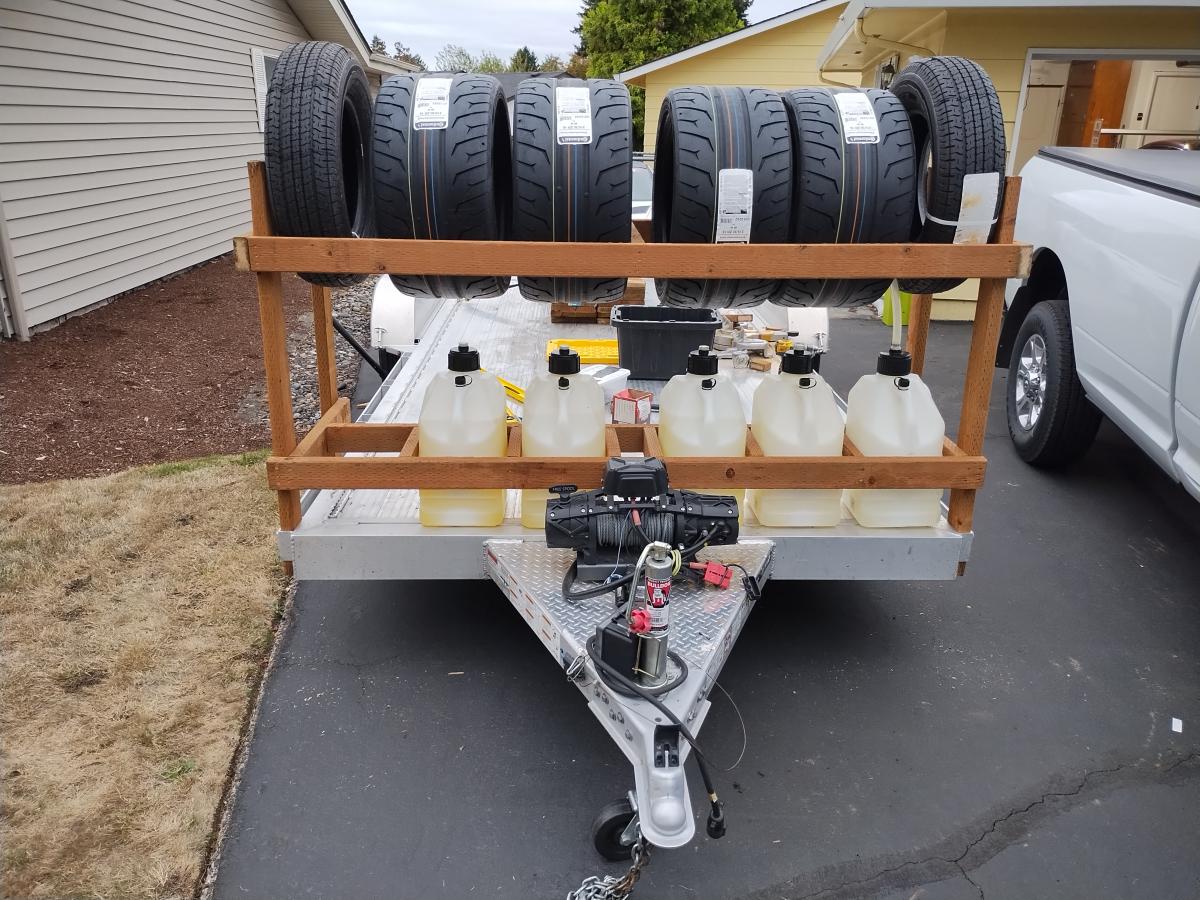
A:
1014;333;1048;430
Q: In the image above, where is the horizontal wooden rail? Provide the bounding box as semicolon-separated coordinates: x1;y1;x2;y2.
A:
234;235;1031;280
266;453;985;491
266;421;985;491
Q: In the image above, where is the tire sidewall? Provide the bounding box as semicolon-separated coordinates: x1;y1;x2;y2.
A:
1006;303;1061;460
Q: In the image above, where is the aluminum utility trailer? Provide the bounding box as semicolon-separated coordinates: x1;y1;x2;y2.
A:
235;161;1028;870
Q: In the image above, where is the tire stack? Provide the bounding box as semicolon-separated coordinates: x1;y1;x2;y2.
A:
512;77;632;305
650;57;1005;308
261;44;1006;309
652;87;792;309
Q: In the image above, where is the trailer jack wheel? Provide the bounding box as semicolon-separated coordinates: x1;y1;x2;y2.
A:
591;798;638;861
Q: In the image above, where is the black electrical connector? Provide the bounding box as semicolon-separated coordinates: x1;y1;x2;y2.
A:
706;800;726;839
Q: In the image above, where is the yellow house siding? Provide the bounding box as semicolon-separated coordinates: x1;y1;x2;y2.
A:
941;8;1200;153
638;7;857;152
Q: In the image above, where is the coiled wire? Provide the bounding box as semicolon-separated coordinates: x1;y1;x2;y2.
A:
593;510;675;549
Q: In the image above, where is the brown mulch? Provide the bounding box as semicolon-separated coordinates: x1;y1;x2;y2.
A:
0;255;310;484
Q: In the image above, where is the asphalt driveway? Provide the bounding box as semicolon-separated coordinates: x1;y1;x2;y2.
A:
210;317;1200;899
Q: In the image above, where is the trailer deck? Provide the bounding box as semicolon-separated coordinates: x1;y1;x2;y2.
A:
284;292;972;581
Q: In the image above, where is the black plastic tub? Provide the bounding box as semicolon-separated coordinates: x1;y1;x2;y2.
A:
611;305;721;380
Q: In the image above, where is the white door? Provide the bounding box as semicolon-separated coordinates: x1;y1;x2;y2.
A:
1146;73;1200;139
1014;85;1065;171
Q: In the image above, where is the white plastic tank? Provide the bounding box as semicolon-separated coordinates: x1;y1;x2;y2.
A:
521;346;607;529
658;346;746;507
750;350;844;526
844;349;945;527
418;343;508;527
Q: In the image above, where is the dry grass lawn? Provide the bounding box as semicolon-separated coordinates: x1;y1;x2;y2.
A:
0;453;286;898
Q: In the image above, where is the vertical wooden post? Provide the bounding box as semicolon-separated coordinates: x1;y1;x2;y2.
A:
247;161;301;570
311;284;338;414
947;177;1021;539
906;293;932;375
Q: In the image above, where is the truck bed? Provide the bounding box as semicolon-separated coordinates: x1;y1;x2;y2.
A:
284;290;972;580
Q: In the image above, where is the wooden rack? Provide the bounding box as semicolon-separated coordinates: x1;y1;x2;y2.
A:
235;161;1027;574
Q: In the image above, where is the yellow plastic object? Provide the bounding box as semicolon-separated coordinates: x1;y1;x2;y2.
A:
880;290;913;326
775;338;793;354
480;368;526;404
545;338;620;365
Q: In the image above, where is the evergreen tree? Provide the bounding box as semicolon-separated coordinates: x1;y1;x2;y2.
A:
510;46;539;72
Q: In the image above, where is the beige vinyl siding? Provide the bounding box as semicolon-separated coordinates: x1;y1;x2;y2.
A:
0;0;309;330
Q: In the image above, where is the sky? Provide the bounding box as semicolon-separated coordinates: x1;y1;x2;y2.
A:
345;0;805;67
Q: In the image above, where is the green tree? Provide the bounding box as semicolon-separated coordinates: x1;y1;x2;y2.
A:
477;50;506;73
393;41;426;70
566;51;589;77
733;0;752;25
573;0;600;54
581;0;742;144
435;43;477;71
511;45;539;71
538;53;567;72
369;34;388;55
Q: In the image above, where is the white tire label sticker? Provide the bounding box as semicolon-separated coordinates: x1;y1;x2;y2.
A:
413;77;452;130
556;87;593;144
835;92;880;144
951;171;1001;245
715;168;754;243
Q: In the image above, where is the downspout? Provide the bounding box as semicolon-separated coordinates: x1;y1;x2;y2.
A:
0;186;30;341
818;12;937;87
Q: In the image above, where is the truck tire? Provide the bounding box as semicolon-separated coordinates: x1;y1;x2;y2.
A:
890;56;1006;295
264;41;374;287
373;73;512;299
653;86;791;309
513;78;632;305
774;88;916;308
1006;297;1101;466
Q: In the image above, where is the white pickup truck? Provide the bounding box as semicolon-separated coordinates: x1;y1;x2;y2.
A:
998;147;1200;502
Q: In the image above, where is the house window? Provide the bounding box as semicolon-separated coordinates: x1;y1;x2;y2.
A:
252;48;279;131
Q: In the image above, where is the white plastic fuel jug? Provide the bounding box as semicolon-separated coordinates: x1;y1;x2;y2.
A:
750;350;844;526
658;346;746;507
521;346;607;528
418;343;508;527
844;349;945;527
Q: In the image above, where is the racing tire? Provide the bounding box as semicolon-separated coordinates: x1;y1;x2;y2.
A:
774;88;916;308
653;86;792;309
512;78;632;305
373;73;513;299
890;56;1006;295
264;41;375;287
1006;297;1102;467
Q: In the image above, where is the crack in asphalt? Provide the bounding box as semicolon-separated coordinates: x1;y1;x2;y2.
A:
753;751;1200;900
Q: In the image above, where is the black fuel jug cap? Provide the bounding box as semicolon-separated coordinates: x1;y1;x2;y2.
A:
687;345;719;376
548;345;581;375
876;348;912;377
780;350;816;375
448;343;480;372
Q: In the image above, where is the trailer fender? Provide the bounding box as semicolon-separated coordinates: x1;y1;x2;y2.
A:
370;277;415;353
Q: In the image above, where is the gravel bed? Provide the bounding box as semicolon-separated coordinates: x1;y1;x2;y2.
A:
285;277;377;428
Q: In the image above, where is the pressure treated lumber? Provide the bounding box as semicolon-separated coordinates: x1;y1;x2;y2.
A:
947;179;1022;535
267;453;986;491
234;235;1030;280
907;293;932;375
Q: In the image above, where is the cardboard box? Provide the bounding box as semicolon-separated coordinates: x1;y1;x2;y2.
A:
612;388;653;424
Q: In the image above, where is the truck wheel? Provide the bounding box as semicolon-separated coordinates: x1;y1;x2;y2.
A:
653;86;791;309
890;56;1006;296
264;41;374;287
373;74;512;299
774;88;916;308
1006;298;1101;466
513;78;632;305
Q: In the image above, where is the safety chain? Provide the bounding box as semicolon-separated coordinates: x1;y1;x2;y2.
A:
566;840;650;900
